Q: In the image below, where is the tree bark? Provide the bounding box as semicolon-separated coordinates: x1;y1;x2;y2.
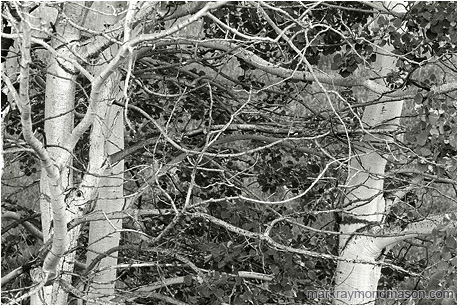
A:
77;2;126;300
333;4;406;304
85;84;124;300
33;3;84;304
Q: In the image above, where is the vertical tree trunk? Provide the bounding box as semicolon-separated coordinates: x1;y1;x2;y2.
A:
85;85;124;300
333;5;405;303
334;99;404;305
33;4;84;304
79;2;126;300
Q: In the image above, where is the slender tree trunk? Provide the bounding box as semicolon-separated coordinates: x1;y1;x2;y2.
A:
333;6;405;303
334;100;404;305
85;83;124;300
33;4;84;304
78;2;126;300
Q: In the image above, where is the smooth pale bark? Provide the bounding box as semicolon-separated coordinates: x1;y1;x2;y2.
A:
85;90;124;300
33;4;84;304
81;2;126;300
333;5;405;304
334;100;403;305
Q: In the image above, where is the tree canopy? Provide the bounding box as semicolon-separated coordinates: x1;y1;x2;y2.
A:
1;1;456;305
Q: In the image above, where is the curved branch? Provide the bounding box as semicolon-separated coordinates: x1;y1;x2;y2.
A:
375;214;456;249
108;128;325;164
61;1;228;167
9;278;47;304
118;102;326;159
1;266;25;286
1;211;43;240
152;38;457;98
153;39;412;96
362;1;405;17
134;276;188;291
431;82;457;94
58;279;117;305
122;290;187;305
1;71;20;110
0;257;40;286
131;271;273;291
78;1;208;59
390;169;456;185
17;19;58;179
189;211;420;276
83;245;203;278
213;134;325;157
384;175;423;223
68;209;174;230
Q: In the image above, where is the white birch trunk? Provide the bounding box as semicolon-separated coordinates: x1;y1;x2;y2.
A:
80;2;126;300
85;90;124;300
33;4;83;304
333;3;405;303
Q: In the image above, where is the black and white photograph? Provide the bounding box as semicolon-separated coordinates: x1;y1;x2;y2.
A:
1;1;456;304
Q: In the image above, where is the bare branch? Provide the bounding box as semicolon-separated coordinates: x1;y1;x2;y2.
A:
154;39;413;96
64;1;228;166
1;211;43;240
190;211;422;276
375;214;456;249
